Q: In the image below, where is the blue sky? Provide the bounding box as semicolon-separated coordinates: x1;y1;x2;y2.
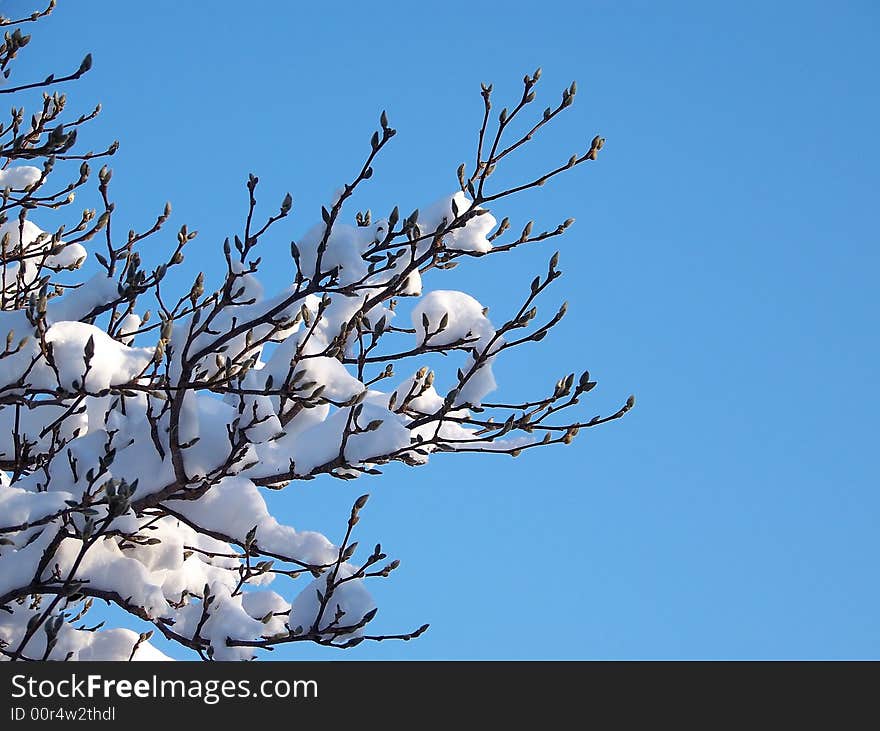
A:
13;0;879;658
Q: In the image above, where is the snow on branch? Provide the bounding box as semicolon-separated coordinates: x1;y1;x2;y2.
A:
0;8;630;661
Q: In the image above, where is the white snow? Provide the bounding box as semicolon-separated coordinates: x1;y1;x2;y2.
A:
288;563;375;640
420;192;495;253
167;476;337;567
0;486;73;532
411;290;495;348
0;166;42;190
45;321;153;391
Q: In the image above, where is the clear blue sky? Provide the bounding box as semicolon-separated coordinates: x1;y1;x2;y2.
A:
15;0;879;658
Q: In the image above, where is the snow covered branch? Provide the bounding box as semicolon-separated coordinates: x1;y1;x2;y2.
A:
0;6;630;661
